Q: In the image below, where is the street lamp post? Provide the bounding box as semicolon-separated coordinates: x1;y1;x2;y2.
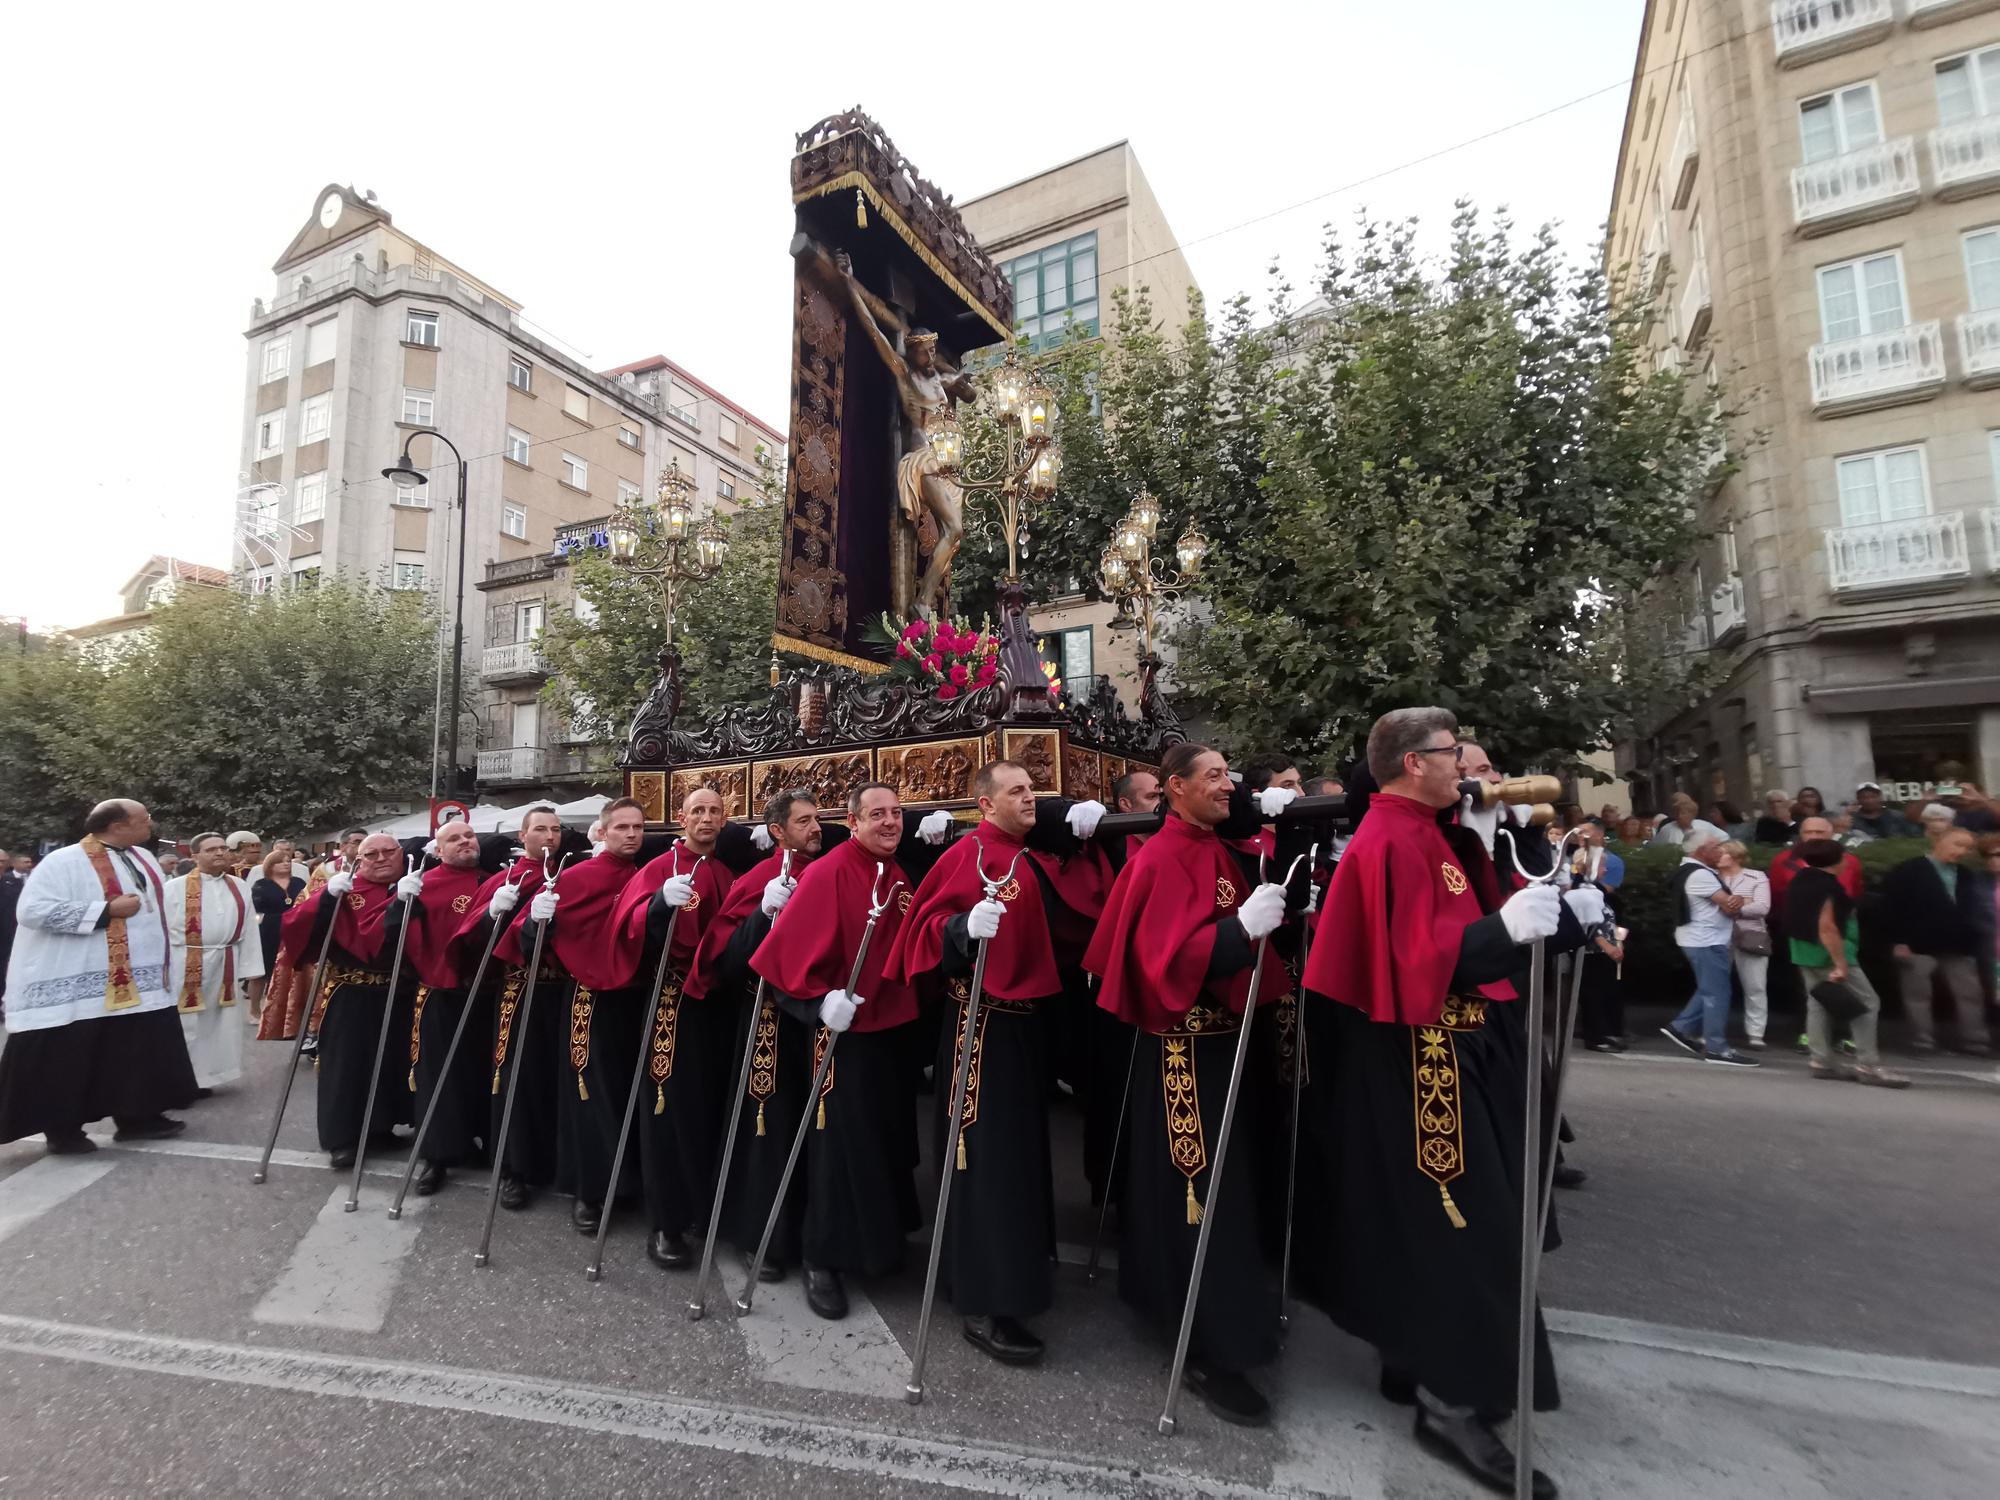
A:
382;433;468;798
1098;488;1208;709
604;461;731;691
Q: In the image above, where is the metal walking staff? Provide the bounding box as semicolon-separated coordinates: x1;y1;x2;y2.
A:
737;860;900;1314
474;851;572;1269
1158;850;1310;1436
1277;842;1320;1332
907;839;1027;1404
345;854;422;1212
587;849;708;1282
1537;843;1604;1247
389;858;530;1220
252;869;346;1185
689;850;793;1320
1086;1022;1139;1285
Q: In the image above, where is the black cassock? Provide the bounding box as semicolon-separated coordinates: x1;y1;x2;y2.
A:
407;980;489;1166
554;979;644;1207
712;906;809;1263
487;955;565;1190
296;898;415;1153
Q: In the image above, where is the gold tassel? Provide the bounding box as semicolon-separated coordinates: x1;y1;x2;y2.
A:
655;1084;665;1115
817;1098;826;1131
855;188;867;228
1439;1183;1467;1230
408;1067;416;1093
956;1133;967;1171
577;1073;588;1101
1186;1179;1202;1225
755;1102;765;1136
491;1067;501;1094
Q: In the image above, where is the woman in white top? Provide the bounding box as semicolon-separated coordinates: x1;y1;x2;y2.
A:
1715;840;1774;1047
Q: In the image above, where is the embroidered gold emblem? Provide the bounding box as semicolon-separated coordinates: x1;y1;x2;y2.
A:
993;877;1020;903
346;893;367;911
897;889;913;914
569;985;594;1099
492;971;525;1092
451;893;473;915
748;996;778;1135
812;1023;837;1130
409;983;431;1091
1215;877;1237;909
1441;862;1468;896
1413;1025;1469;1229
948;981;991;1171
1437;995;1488;1031
650;976;682;1111
1162;1035;1208;1223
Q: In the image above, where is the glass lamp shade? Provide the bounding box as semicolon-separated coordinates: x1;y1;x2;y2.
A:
1101;548;1132;592
1114;516;1147;562
1029;448;1059;495
993;356;1027;416
1175;526;1209;576
927;409;964;472
661;495;694;543
694;517;729;573
1020;376;1054;440
1128;488;1161;540
607;517;641;560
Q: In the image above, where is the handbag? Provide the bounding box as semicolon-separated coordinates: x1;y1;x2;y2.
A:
1733;926;1772;956
1811;977;1868;1024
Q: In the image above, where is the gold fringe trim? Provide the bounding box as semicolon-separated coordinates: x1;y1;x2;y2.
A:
817;1098;826;1131
770;631;889;676
655;1083;665;1115
756;1102;765;1136
1186;1178;1202;1225
956;1134;967;1171
1439;1183;1467;1230
855;187;866;227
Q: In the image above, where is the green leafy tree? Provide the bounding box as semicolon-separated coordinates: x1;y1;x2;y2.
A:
0;637;114;847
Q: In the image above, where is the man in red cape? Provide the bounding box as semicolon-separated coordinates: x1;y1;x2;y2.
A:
1082;743;1292;1428
279;832;412;1168
1300;707;1593;1500
608;786;736;1270
750;781;920;1322
399;819;489;1196
446;805;563;1212
687;789;823;1282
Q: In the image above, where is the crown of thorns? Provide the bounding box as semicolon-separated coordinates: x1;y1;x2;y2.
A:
906;329;939;349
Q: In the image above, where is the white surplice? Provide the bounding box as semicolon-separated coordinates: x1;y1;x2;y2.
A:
162;870;265;1087
1;840;173;1031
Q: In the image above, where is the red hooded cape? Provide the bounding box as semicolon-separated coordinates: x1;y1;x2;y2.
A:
611;841;736;989
887;821;1061;1001
750;837;915;1033
682;846;800;1002
280;876;395;967
447;858;548;972
1303;791;1513;1027
1082;812;1290;1032
495;851;641;991
405;860;487;989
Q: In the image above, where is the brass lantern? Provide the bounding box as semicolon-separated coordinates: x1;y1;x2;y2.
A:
1128;488;1161;541
607;516;641;560
927;406;964;474
1175;525;1209;577
993;355;1027;416
693;515;729;573
1100;547;1132;592
1114;512;1147;562
658;464;695;542
1020;374;1055;441
1029;448;1059;495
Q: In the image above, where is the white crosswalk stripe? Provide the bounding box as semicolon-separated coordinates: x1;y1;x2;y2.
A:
252;1184;430;1332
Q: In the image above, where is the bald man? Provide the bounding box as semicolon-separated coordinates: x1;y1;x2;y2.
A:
0;799;198;1153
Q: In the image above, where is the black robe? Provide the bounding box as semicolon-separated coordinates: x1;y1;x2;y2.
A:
296;897;415;1153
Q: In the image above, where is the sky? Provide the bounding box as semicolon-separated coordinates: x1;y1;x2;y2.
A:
0;0;1644;632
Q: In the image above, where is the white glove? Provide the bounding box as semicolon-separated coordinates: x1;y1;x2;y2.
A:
1255;787;1298;819
1065;799;1106;838
1563;886;1606;930
750;824;774;852
818;988;862;1033
1236;882;1287;940
530;889;558;923
1506;801;1534;828
325;870;354;898
966;898;1004;941
590;841;609;857
760;876;793;917
1459;795;1500;854
918;810;954;845
395;870;424;902
1499;883;1561;945
658;874;695;908
422;838;439;858
1305;881;1320;915
488;883;521;918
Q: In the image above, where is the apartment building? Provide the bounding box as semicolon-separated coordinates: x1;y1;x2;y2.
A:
67;557;228;662
1607;0;2000;810
237;186;779;800
957;143;1202;712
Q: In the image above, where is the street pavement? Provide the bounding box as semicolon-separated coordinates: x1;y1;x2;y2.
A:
0;1009;1994;1498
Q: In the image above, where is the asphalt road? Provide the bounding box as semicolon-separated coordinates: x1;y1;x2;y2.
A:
0;1008;1993;1498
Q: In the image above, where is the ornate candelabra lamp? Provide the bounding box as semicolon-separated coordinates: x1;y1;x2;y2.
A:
605;463;731;710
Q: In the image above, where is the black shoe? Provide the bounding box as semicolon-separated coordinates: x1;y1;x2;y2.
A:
803;1265;848;1321
647;1230;692;1270
963;1315;1045;1365
412;1160;447;1197
748;1252;787;1284
498;1177;530;1212
44;1128;96;1156
191;1087;215;1100
1379;1366;1418;1405
1181;1357;1270;1427
1553;1163;1587;1190
328;1147;357;1171
1414;1405;1556;1498
571;1199;602;1236
112;1114;187;1142
1658;1025;1702;1058
1703;1048;1761;1068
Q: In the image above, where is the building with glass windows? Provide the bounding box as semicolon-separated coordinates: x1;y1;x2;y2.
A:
1607;1;2000;811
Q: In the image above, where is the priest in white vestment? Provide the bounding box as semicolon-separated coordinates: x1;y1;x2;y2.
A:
164;832;266;1090
0;800;198;1152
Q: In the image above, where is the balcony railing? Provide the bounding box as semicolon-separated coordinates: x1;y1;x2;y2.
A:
1771;0;1893;68
1909;0;2000;27
1644;217;1671;295
1790;137;1919;233
1678;258;1712;350
477;747;546;783
1931;115;2000;199
481;640;548;681
1825;511;1970;593
1808;321;1945;414
1669;108;1700;210
1959;308;2000;387
1710;576;1746;642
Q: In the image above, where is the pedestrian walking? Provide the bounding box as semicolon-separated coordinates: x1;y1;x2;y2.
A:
1715;841;1772;1047
1660;826;1760;1067
1787;839;1908;1088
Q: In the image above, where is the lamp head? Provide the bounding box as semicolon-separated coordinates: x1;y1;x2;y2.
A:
381;456;427;487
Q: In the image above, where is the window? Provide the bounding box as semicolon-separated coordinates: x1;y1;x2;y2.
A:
306;318;336;367
718;413;738;447
299;393;330;444
561;452;587;489
294;471;327;524
669;385;699;427
564;384;589;421
1037;627;1093;687
754;439;773;466
501;503;528;540
618;479;641;505
405;309;439;346
402;387;435;425
668;444;697;482
511;699;540;750
1935;46;2000;127
716;471;736;501
1835;445;1929;526
291;553;322;589
248;569;276;596
1798;81;1881;164
392;552;427;591
393;479;428;509
1816;251;1906;342
245;487;281;538
1001;231;1099;350
509;355;533;392
506;426;532;464
1966;228;2000;311
255;409;284;457
261;336;290;383
516;601;545;641
617;424;641;450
